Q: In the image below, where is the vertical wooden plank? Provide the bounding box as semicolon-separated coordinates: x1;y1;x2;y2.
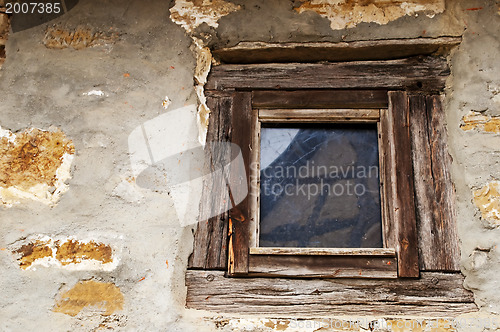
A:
228;92;253;275
426;96;460;271
388;91;419;278
410;95;460;271
409;95;437;271
378;109;397;250
249;117;260;248
189;96;232;269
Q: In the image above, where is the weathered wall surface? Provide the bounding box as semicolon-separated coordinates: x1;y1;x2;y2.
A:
0;0;499;331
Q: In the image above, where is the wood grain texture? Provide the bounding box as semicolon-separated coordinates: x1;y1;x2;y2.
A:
387;92;419;278
426;95;460;271
252;90;388;109
186;270;476;316
248;254;397;278
212;38;462;64
258;108;379;123
249;247;395;256
379;108;398;251
410;95;460;271
227;92;253;275
189;96;232;269
206;57;449;92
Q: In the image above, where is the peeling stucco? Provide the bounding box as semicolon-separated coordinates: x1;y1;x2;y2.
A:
295;0;445;30
473;181;500;226
10;235;118;271
0;127;74;207
169;0;241;33
170;0;224;145
211;317;484;332
194;44;213;145
53;280;124;317
461;111;500;133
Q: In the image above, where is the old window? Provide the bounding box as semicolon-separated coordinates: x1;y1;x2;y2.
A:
245;108;397;278
223;90;419;279
187;40;476;316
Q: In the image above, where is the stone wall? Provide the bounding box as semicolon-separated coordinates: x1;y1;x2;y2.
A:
0;0;499;331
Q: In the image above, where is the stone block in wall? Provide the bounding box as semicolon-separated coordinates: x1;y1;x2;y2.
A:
474;181;500;227
53;280;124;317
461;111;500;133
0;127;74;207
10;235;118;271
43;25;118;50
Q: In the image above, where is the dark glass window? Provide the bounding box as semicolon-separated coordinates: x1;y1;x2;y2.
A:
259;124;382;248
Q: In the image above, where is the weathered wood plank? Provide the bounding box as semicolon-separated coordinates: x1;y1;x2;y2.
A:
206;57;449;92
388;92;419;278
189;96;232;269
379;108;398;251
252;90;388;109
249;247;395;256
227;92;253;275
249;112;260;248
410;95;439;272
212;38;462;64
186;270;476;316
258;108;380;123
427;96;460;271
410;95;460;271
248;254;397;278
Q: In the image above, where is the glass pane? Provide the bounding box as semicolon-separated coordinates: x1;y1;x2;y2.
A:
259;124;382;248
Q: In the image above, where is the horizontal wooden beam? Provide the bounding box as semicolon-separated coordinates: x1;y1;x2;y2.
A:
206;56;449;92
248;254;397;278
186;270;476;317
249;247;395;256
252;90;388;109
212;38;461;64
258;109;380;123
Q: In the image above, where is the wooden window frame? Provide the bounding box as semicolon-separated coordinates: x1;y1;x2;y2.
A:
246;107;397;279
187;55;475;316
227;90;419;279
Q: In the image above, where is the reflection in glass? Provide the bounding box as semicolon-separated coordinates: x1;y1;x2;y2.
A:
259;124;382;248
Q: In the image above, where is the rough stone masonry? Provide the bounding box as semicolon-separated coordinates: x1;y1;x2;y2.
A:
0;0;499;331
